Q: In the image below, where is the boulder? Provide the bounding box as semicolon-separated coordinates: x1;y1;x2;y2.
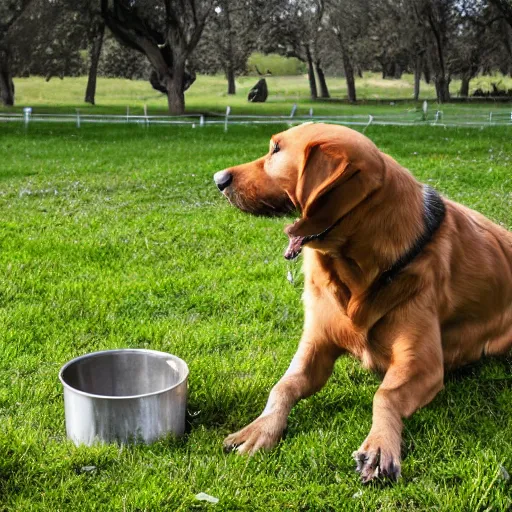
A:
248;78;268;102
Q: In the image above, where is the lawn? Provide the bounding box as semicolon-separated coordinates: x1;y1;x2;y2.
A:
4;73;512;117
0;121;511;510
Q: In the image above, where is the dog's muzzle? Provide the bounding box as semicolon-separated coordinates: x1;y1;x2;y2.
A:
214;170;233;192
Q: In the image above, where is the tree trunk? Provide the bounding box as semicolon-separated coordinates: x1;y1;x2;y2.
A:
167;83;185;114
315;61;330;98
499;19;512;64
336;33;356;102
427;9;450;104
226;64;236;95
423;61;431;84
220;0;236;95
434;75;450;103
459;74;470;97
85;22;105;105
305;45;318;100
382;62;394;79
167;59;185;115
443;77;451;102
167;80;185;114
377;59;386;78
342;52;356;102
414;54;422;101
0;44;14;106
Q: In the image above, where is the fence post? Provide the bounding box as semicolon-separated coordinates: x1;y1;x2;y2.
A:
363;114;374;133
144;104;149;127
126;106;130;122
200;115;205;127
309;108;313;117
290;104;297;118
76;109;81;128
224;106;231;132
422;100;428;121
489;112;493;125
23;107;32;129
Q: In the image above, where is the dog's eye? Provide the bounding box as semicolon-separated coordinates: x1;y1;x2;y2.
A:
271;142;280;155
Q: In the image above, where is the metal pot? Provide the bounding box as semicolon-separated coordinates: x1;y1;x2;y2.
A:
59;349;188;446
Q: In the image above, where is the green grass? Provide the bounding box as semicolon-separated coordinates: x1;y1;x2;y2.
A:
0;122;511;510
3;73;512;117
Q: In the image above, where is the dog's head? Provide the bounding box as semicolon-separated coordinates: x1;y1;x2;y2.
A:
214;123;386;258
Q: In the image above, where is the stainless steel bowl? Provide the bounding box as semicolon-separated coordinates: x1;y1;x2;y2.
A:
59;349;189;446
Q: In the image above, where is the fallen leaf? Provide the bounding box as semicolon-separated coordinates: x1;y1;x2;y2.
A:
195;492;219;504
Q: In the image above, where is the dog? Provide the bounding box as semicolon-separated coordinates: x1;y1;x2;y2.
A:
213;123;512;483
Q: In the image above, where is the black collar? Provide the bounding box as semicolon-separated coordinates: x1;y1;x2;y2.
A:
300;214;345;245
371;185;445;290
286;185;446;286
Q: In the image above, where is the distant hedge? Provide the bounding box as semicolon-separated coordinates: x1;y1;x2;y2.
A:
247;53;307;76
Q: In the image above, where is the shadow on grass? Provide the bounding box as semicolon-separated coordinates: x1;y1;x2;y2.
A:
186;355;512;457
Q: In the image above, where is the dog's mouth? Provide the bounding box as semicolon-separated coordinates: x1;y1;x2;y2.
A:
284;213;346;260
284;221;306;260
284;233;306;260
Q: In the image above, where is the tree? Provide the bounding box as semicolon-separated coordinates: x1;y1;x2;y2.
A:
413;0;510;101
489;0;512;27
327;0;370;102
415;0;455;102
311;10;330;98
4;0;105;105
261;0;329;100
449;1;495;97
371;0;434;100
9;0;89;80
0;0;35;106
98;34;151;78
365;1;410;79
201;0;263;95
84;6;106;105
368;0;428;100
214;0;237;94
487;0;512;75
101;0;213;114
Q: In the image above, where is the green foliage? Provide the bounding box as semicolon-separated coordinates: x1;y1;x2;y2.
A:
247;53;307;76
8;0;88;79
98;36;151;80
0;122;511;510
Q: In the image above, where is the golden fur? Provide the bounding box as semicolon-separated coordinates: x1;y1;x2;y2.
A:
215;123;512;482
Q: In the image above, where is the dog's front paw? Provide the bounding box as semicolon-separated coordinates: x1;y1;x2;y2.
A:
223;414;286;455
353;437;401;484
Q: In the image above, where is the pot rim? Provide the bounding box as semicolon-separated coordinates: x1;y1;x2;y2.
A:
59;349;189;400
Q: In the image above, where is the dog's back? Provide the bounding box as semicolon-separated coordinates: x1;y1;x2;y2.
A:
438;201;512;366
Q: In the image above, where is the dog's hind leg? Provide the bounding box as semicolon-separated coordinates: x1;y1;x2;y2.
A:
483;326;512;357
223;337;341;455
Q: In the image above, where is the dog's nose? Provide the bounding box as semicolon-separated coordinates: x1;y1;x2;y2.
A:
214;170;233;191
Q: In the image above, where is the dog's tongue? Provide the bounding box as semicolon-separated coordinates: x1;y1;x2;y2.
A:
284;234;305;260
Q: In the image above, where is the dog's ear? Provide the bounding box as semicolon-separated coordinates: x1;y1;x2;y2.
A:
287;142;370;238
297;144;351;215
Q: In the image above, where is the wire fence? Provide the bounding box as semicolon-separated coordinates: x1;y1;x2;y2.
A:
1;103;512;130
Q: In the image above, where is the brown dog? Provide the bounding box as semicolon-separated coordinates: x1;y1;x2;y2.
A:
213;123;512;483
